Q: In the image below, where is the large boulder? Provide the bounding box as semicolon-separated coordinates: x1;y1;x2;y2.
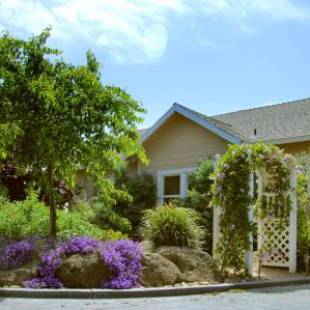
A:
56;252;111;288
140;241;154;253
140;253;180;287
157;246;224;283
0;261;38;287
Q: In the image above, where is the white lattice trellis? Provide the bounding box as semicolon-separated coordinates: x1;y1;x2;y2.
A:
258;217;290;268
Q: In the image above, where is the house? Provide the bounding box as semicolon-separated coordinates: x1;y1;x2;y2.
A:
130;98;310;204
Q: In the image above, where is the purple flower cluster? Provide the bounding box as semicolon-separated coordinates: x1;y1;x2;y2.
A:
100;240;142;289
24;246;64;288
23;237;142;289
24;237;98;289
64;236;98;255
0;240;34;270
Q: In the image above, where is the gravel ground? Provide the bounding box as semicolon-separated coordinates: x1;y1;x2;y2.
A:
1;284;310;310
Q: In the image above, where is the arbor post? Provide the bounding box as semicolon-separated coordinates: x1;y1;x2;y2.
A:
213;205;220;256
289;168;297;273
257;173;263;251
212;154;222;257
245;173;254;276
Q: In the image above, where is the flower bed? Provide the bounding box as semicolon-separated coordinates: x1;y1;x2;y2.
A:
1;237;142;289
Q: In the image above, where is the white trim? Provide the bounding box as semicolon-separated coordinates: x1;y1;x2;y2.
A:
212;206;221;255
157;167;197;176
142;103;241;144
245;173;254;276
157;167;196;204
289;168;297;273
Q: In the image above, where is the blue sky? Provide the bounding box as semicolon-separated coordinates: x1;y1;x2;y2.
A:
1;0;310;128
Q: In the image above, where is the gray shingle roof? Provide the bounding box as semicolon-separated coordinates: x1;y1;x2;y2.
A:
178;104;249;141
212;98;310;142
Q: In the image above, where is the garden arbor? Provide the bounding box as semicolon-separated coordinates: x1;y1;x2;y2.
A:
212;143;297;275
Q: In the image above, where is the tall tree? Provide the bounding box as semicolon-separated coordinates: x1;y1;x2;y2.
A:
0;28;146;242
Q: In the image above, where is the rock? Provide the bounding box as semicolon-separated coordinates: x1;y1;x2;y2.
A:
140;253;181;287
157;246;224;283
140;241;154;253
55;252;112;288
0;261;38;287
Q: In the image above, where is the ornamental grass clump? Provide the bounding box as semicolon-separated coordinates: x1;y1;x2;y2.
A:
23;237;142;289
0;240;35;270
140;204;204;249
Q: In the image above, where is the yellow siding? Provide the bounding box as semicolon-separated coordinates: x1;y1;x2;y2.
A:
278;141;310;155
141;113;228;176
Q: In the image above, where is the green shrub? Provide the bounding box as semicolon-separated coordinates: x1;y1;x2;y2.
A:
297;172;310;270
0;194;125;242
174;159;214;252
140;204;204;249
0;193;49;240
115;173;157;234
90;201;132;234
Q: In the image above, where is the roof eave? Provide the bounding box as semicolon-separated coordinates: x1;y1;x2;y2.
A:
266;135;310;145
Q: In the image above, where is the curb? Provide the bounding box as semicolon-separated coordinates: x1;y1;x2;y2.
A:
1;278;310;299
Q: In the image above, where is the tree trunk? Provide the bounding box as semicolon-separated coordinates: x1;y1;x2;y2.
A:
48;164;57;245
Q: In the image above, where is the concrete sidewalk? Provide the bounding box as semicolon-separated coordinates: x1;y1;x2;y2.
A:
1;276;310;299
1;284;310;310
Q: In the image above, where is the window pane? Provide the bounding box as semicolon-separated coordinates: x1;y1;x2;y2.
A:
164;175;180;196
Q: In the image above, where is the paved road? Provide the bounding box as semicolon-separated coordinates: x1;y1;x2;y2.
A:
1;284;310;310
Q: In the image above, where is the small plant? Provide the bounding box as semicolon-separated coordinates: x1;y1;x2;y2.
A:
140;204;204;249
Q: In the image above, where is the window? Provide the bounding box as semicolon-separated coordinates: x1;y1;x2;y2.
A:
163;175;180;203
164;175;180;196
157;168;196;204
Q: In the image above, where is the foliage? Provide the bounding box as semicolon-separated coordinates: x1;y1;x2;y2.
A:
0;29;146;241
72;199;132;235
140;204;204;249
296;172;310;269
295;152;310;175
175;159;214;252
0;194;125;242
90;201;132;234
212;143;295;274
0;240;35;270
0;124;22;165
24;237;141;289
115;172;157;234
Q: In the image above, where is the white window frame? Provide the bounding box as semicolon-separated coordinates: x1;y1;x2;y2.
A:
157;167;196;204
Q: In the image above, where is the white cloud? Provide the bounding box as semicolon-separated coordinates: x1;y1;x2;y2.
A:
196;0;310;20
0;0;182;64
0;0;309;64
195;0;310;32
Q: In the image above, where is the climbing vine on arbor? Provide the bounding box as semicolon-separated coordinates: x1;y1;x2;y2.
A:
212;143;295;274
